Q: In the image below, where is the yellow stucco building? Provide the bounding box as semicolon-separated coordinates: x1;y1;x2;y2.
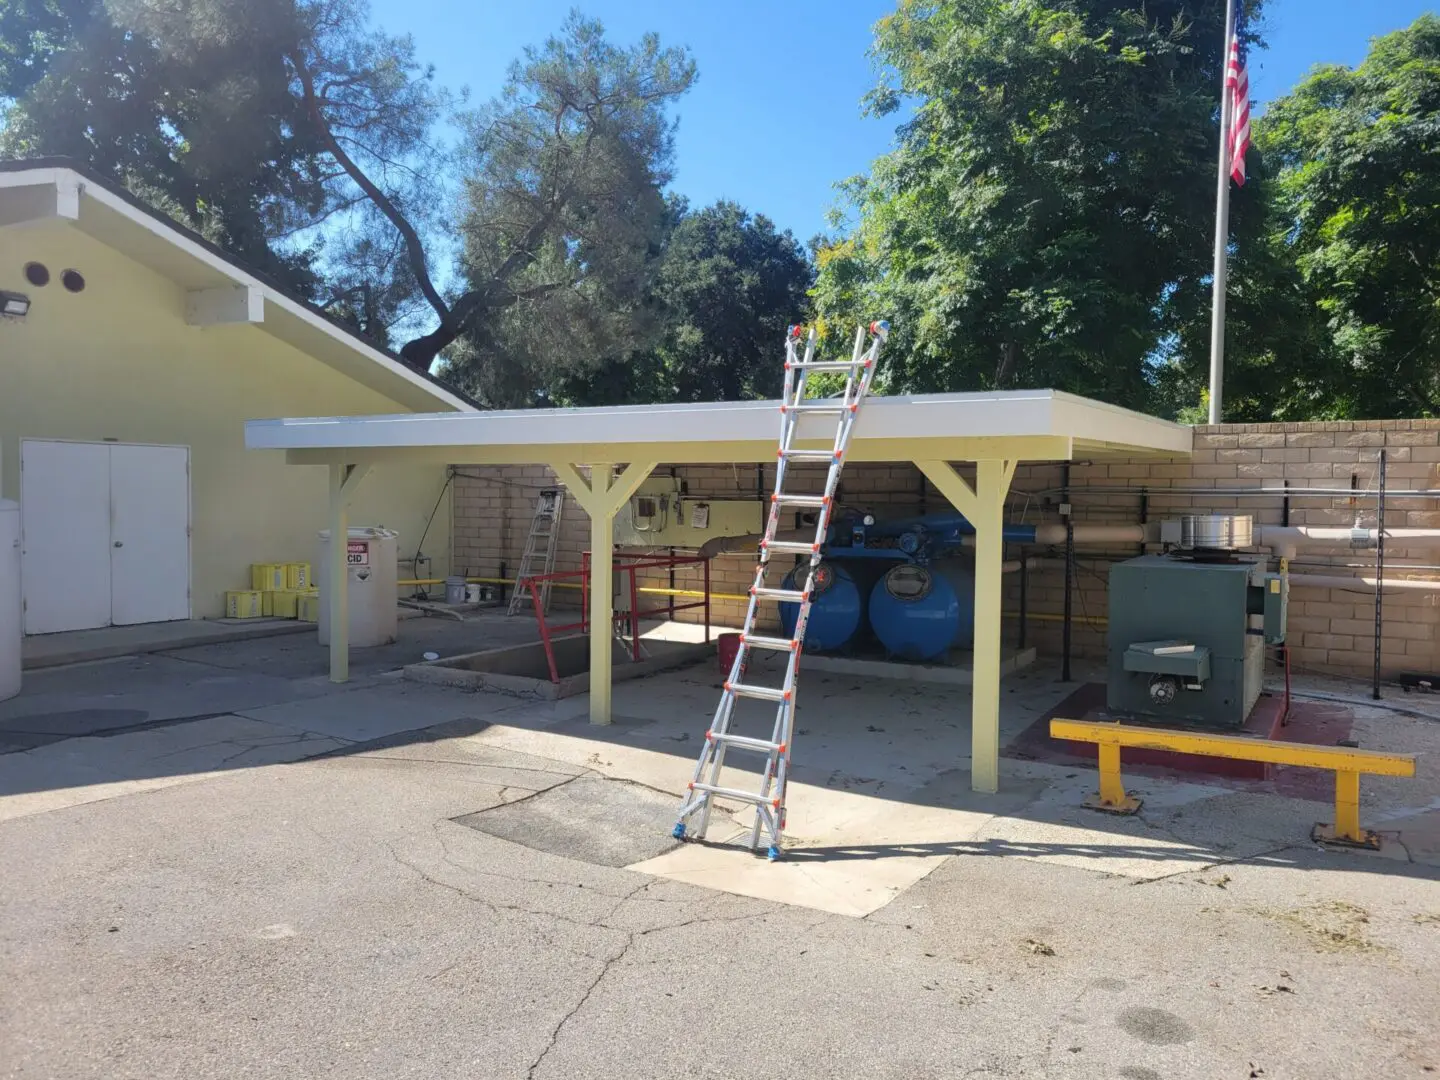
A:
0;160;471;632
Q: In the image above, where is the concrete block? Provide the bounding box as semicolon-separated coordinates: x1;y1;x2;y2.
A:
1384;430;1440;446
1235;463;1286;479
1261;448;1311;464
1237;433;1287;448
1339;432;1386;447
1308;448;1363;464
1192;463;1238;479
1287;431;1335;448
1195;433;1240;448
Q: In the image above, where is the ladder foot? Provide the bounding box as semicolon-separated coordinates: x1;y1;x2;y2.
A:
671;822;687;840
767;845;782;862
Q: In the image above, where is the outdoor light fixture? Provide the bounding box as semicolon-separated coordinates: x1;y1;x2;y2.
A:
0;290;30;318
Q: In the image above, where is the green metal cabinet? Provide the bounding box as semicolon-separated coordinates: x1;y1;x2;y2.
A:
1106;555;1287;728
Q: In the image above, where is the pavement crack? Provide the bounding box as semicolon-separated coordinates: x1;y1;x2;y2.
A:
1129;843;1299;886
526;930;637;1079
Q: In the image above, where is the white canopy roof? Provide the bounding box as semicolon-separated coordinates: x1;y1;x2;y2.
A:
246;389;1191;466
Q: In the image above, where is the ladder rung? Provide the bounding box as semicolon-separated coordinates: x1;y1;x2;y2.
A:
779;448;839;461
723;681;790;703
707;731;784;754
780;402;853;414
687;781;780;807
740;634;798;652
762;540;821;555
787;359;872;372
751;586;806;602
771;493;828;508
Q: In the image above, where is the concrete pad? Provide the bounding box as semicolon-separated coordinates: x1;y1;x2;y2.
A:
21;618;310;669
0;712;351;821
799;645;1038;684
235;679;527;743
159;612;543;681
0;654;330;735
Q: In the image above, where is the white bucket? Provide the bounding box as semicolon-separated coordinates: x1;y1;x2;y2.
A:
465;584;481;603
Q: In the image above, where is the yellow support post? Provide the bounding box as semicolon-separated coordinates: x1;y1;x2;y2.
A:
1094;743;1142;814
550;460;656;725
916;458;1017;794
1327;770;1364;846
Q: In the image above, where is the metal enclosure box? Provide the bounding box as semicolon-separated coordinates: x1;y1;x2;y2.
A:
1107;555;1281;728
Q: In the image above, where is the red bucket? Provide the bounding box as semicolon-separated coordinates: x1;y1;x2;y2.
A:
717;632;743;676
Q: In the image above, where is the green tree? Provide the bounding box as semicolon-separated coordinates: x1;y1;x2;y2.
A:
1239;15;1440;418
431;14;696;398
814;0;1267;412
556;200;814;406
1;6;693;381
0;0;330;295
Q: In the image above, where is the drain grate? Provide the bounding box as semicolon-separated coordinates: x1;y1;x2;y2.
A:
454;776;683;867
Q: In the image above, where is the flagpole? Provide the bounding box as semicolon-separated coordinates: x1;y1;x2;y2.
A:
1207;0;1236;425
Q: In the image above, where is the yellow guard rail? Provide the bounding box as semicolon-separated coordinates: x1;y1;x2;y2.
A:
1050;718;1416;848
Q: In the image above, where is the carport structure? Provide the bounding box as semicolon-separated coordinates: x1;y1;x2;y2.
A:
245;389;1191;793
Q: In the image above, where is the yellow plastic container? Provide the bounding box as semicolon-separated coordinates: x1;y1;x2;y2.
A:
251;563;287;591
266;591;300;619
297;594;322;623
284;563;311;591
226;590;264;619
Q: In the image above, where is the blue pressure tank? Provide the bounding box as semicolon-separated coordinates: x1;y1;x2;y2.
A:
778;561;865;652
868;560;976;661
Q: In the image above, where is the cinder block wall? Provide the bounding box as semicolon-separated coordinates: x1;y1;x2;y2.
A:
451;420;1440;678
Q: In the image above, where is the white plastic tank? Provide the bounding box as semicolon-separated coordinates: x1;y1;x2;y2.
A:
317;526;399;648
0;499;20;701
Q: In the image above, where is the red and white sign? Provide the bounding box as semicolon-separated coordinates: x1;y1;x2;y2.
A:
346;540;370;566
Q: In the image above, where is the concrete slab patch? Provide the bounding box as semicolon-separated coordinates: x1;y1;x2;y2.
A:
454;775;682;868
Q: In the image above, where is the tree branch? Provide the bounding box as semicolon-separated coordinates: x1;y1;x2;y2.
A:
291;51;451;334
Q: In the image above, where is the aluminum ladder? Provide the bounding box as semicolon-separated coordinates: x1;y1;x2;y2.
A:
672;320;890;860
508;488;564;615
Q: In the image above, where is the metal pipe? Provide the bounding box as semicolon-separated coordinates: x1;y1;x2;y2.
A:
1375;450;1387;700
1286;572;1440;594
1207;0;1238;424
1026;485;1440;499
1062;464;1074;683
1254;526;1440;557
1018;555;1029;651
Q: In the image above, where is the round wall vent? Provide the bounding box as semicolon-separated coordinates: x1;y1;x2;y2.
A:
23;262;49;287
60;269;86;293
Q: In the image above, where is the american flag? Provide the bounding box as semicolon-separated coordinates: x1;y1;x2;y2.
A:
1226;35;1251;186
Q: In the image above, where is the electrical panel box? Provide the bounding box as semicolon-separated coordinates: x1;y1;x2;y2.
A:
613;479;763;549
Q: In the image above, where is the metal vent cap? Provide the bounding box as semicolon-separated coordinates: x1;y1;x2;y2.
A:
1178;513;1253;551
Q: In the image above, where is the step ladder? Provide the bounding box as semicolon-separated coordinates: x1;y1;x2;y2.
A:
672;320;890;860
508;488;564;616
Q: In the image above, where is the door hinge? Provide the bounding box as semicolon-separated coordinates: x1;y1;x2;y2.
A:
186;525;192;537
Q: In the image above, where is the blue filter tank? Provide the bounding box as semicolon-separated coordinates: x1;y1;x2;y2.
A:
778;561;864;652
868;560;976;661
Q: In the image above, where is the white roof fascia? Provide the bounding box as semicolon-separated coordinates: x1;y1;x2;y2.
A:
245;390;1193;457
0;166;474;414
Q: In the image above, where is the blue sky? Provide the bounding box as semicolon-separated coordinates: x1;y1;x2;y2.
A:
369;0;1437;242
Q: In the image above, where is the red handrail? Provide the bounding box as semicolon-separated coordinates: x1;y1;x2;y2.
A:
519;552;712;683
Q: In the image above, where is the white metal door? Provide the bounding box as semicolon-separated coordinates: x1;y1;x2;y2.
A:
109;444;190;625
20;440;113;634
